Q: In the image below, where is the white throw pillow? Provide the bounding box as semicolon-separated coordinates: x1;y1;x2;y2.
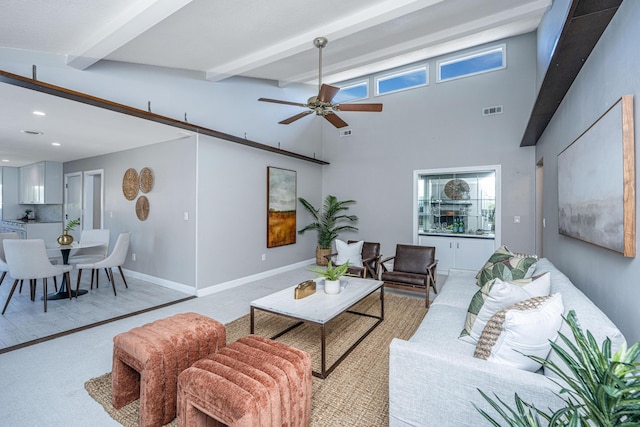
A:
474;293;564;372
335;240;364;267
459;272;551;344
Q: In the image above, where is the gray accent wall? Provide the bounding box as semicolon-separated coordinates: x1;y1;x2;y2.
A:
535;0;571;91
536;0;640;343
64;138;198;287
196;132;323;290
322;33;538;257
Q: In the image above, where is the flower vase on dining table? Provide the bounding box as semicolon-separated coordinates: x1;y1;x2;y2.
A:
57;230;73;246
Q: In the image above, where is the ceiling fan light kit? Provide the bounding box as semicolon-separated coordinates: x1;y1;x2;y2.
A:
259;37;383;128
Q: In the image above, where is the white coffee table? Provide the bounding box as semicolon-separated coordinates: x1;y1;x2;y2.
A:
250;276;384;378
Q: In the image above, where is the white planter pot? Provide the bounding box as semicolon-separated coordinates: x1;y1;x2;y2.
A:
324;279;341;295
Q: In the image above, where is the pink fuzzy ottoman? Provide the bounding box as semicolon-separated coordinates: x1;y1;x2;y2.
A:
112;312;226;427
177;335;312;427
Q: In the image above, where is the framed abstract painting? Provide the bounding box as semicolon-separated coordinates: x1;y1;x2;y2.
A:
557;95;635;257
267;167;297;248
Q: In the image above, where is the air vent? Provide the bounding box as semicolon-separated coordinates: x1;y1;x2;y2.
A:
339;129;353;137
21;130;44;135
482;105;503;116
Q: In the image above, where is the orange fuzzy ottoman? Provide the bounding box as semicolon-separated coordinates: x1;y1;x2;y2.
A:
112;312;226;427
177;335;312;427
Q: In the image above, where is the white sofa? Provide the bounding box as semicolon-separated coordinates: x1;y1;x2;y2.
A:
388;258;626;426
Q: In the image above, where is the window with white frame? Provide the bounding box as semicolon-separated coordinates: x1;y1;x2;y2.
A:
333;80;369;104
437;45;506;83
375;65;428;96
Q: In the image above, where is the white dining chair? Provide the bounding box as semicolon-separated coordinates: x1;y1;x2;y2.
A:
76;232;130;296
69;229;110;288
2;239;73;314
0;232;19;287
68;229;110;263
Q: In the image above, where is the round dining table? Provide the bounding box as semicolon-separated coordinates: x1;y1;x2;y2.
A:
45;241;104;300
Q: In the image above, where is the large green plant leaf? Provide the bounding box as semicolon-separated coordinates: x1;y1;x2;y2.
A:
298;195;358;249
476;310;640;426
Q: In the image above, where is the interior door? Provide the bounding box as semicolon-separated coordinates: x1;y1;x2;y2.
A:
64;172;82;229
83;170;104;229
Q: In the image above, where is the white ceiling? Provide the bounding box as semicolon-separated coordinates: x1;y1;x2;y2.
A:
0;0;552;166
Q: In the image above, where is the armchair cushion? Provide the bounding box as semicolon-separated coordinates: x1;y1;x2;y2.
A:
380;271;426;287
392;245;435;274
335;239;363;267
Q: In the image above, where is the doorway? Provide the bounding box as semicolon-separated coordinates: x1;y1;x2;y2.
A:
63;170;104;230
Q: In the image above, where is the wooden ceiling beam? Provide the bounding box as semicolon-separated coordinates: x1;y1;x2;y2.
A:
520;0;623;146
0;69;328;165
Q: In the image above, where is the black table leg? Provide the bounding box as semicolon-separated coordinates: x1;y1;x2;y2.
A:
45;247;88;300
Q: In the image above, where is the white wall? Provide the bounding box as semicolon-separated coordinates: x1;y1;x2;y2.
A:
536;0;640;343
321;33;538;257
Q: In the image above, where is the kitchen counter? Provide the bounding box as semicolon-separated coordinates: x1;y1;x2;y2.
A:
419;231;495;239
0;220;62;240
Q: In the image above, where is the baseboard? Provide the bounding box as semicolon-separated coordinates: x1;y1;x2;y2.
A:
196;258;316;297
122;268;198;295
122;258;316;298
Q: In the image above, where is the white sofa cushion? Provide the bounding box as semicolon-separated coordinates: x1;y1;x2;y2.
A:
459;273;551;344
533;258;627;378
474;293;564;371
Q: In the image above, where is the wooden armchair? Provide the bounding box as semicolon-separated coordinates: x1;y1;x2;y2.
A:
380;244;437;307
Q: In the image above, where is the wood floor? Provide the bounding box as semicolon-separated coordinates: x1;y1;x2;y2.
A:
0;269;193;353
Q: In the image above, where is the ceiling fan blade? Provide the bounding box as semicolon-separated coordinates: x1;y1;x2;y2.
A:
324;113;349;128
317;84;340;103
258;97;307;107
279;110;313;125
335;103;383;112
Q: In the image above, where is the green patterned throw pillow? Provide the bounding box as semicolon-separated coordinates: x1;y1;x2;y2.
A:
476;245;538;287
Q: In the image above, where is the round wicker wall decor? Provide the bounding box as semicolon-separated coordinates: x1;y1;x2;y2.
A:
136;196;150;221
122;168;139;200
444;179;469;200
139;167;154;193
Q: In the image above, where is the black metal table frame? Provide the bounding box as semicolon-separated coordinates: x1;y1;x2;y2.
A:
250;285;384;379
45;246;89;300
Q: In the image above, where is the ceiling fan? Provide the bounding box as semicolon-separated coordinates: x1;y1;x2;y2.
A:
258;37;383;128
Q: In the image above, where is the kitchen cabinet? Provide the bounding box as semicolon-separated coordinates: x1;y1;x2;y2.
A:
419;234;495;274
19;161;63;204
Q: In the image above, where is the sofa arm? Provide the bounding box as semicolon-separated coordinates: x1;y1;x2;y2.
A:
388;339;565;427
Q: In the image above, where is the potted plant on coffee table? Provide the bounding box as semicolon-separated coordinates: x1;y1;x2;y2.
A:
309;260;352;295
298;195;358;265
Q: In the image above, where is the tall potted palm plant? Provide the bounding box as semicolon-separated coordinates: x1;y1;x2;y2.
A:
298;195;359;265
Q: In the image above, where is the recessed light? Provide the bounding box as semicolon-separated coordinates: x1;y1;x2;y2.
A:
21;130;43;135
51;142;61;146
33;111;46;116
2;159;9;162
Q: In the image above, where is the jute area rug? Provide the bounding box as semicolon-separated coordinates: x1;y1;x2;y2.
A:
84;292;427;426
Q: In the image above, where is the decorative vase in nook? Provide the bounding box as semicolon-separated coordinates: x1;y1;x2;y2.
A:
324;279;341;295
57;231;73;245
